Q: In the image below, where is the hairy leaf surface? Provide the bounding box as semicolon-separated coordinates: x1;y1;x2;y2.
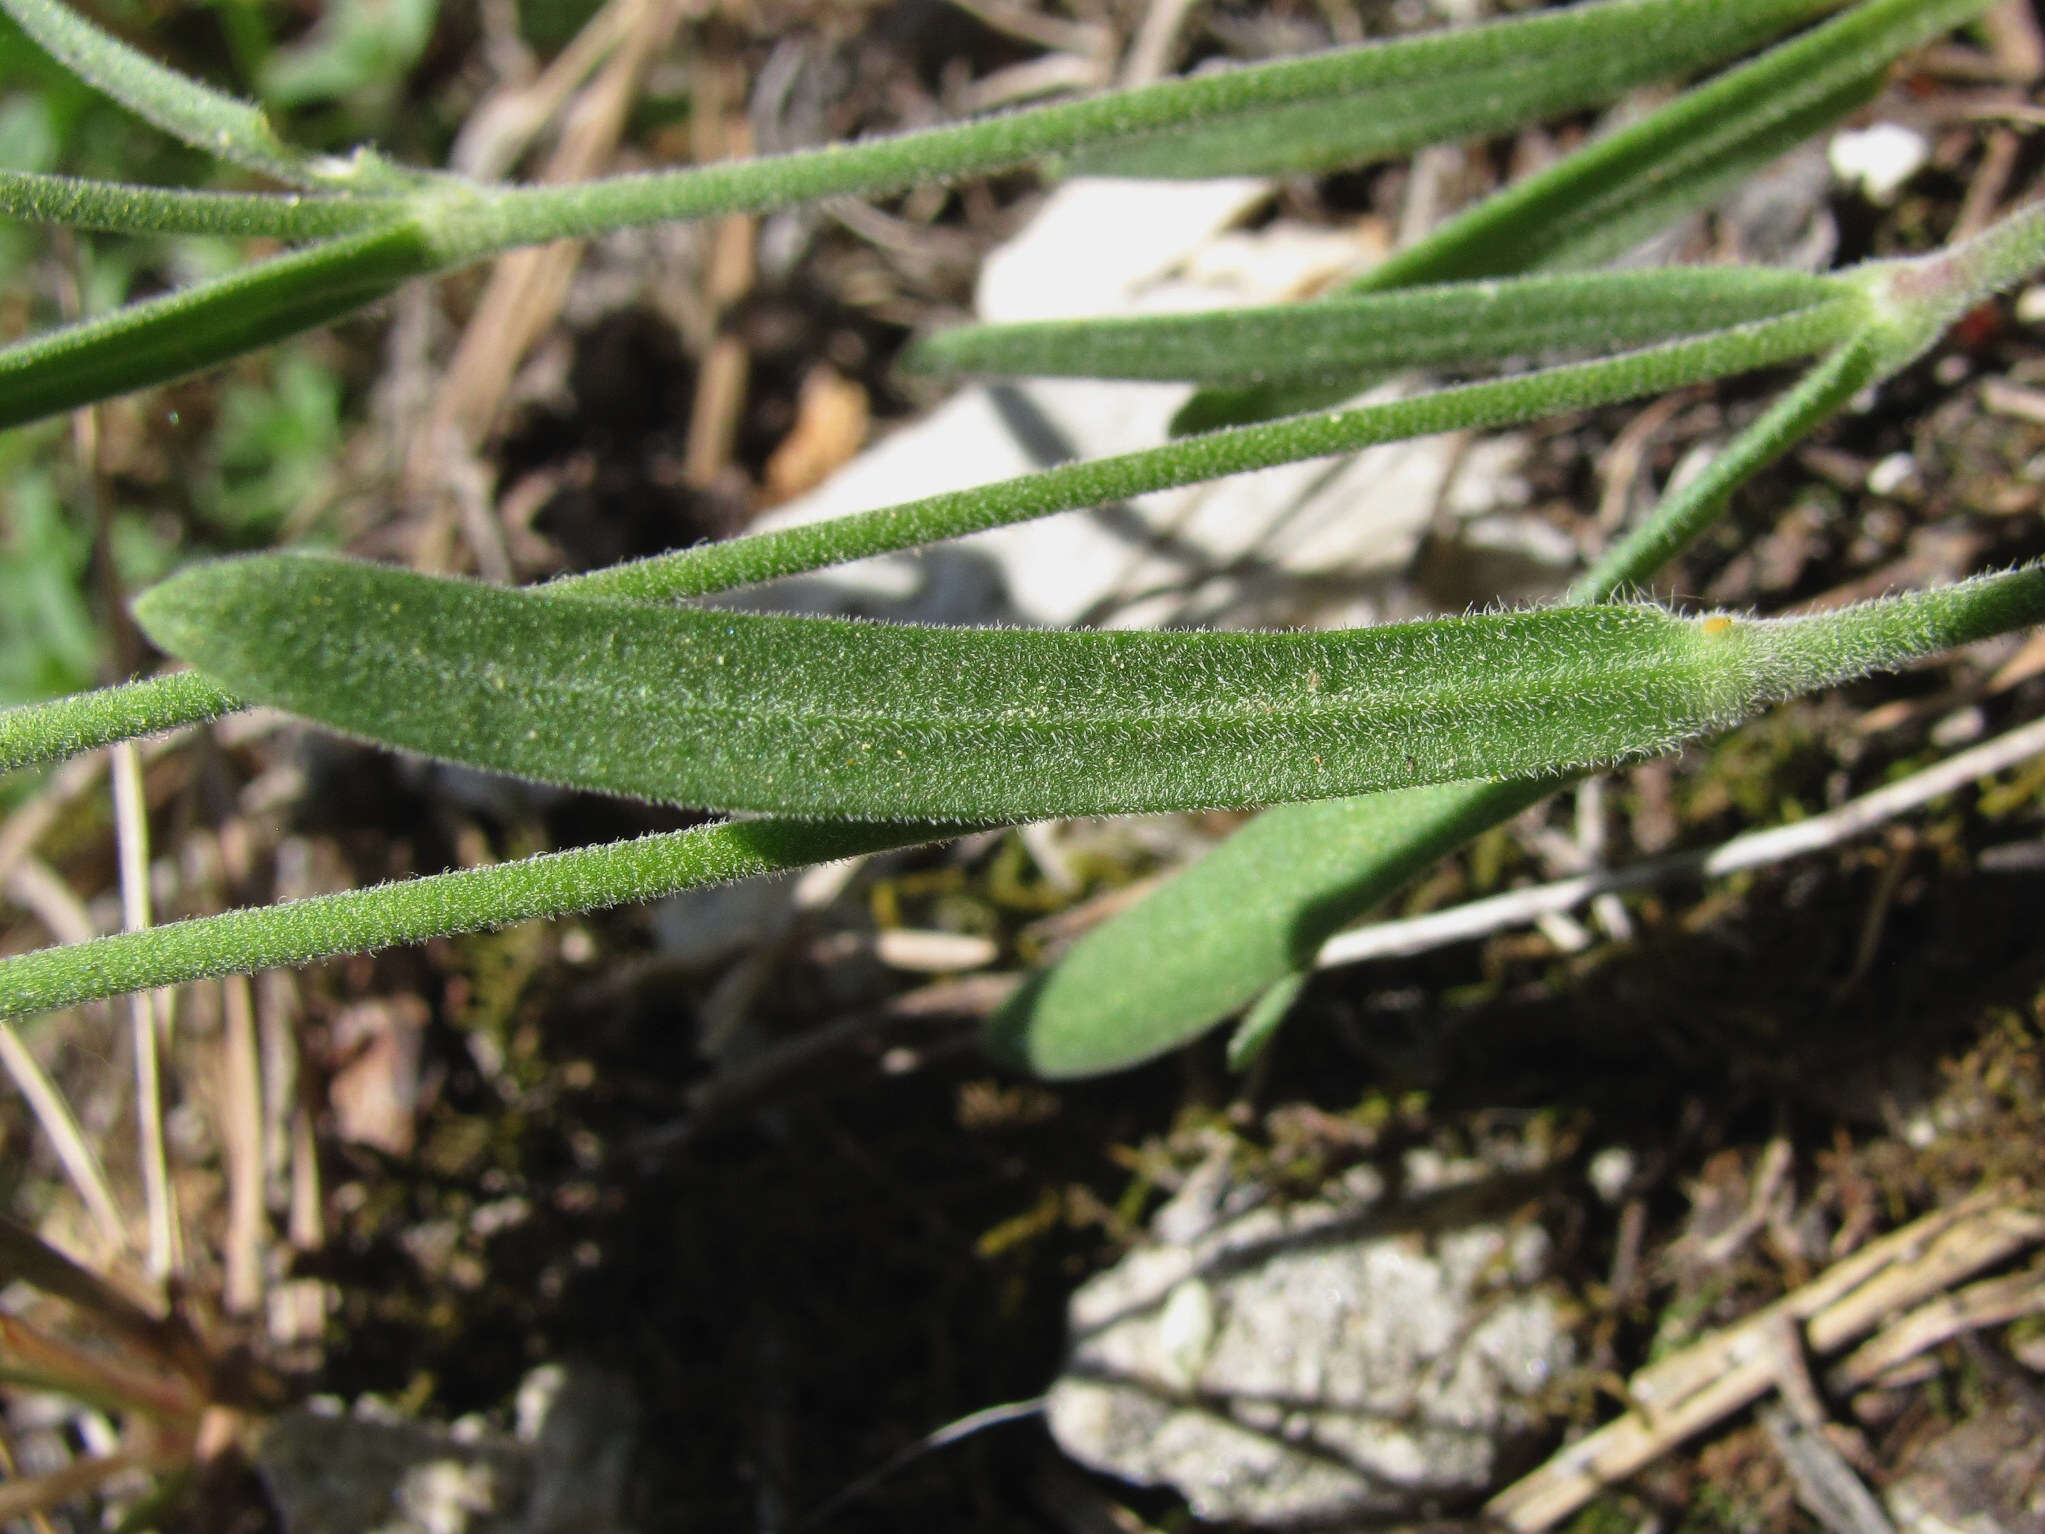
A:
910;268;1848;384
137;556;2045;823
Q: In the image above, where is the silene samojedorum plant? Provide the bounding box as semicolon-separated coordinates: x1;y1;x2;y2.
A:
0;0;2043;1086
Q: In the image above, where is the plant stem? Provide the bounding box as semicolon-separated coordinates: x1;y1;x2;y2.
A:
0;0;419;191
0;819;951;1021
0;672;239;775
565;304;1860;602
1849;193;2045;369
1571;333;1884;600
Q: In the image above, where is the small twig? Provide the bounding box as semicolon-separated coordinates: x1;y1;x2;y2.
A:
1318;712;2045;971
1982;0;2045;77
683;58;756;492
1760;1403;1894;1534
1696;1134;1794;1267
941;0;1109;63
111;740;179;1281
1954;126;2022;241
0;1428;58;1534
449;0;648;179
1121;0;1201;87
412;0;692;570
0;1445;167;1523
272;1097;327;1353
1828;1258;2045;1392
1487;1193;2045;1530
0;1215;212;1390
1594;393;1690;534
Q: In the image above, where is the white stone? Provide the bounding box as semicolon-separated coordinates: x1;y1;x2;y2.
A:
1047;1150;1572;1523
1828;123;1929;205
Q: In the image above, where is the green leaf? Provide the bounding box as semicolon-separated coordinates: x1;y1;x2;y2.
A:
556;305;1859;604
0;287;1871;772
992;779;1547;1077
1171;0;1991;434
5;305;1863;779
1225;970;1310;1072
0;221;437;432
0;167;404;238
908;267;1848;385
136;554;2045;823
1066;0;1844;178
988;335;1893;1075
437;0;1843;258
0;0;420;190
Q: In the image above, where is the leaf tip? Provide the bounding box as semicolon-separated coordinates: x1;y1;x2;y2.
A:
131;556;271;667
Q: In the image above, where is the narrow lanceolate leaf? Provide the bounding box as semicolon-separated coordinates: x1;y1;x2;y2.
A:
136;555;2045;823
0;223;437;432
994;339;1891;1077
1355;0;1992;288
909;268;1849;385
989;779;1550;1077
443;0;1842;256
0;672;239;776
1065;0;1844;179
558;307;1859;604
1170;0;1992;434
0;0;420;191
0;170;404;240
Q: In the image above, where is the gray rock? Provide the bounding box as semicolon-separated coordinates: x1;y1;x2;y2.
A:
1047;1151;1571;1525
258;1364;636;1534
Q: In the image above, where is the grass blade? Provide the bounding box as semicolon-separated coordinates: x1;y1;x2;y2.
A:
908;268;1847;385
0;222;438;433
135;554;2045;822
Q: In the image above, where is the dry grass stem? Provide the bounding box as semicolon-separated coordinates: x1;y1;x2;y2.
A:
109;740;178;1281
411;0;693;572
1488;1192;2045;1530
217;975;264;1319
1830;1259;2045;1390
0;1022;126;1255
4;853;96;947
